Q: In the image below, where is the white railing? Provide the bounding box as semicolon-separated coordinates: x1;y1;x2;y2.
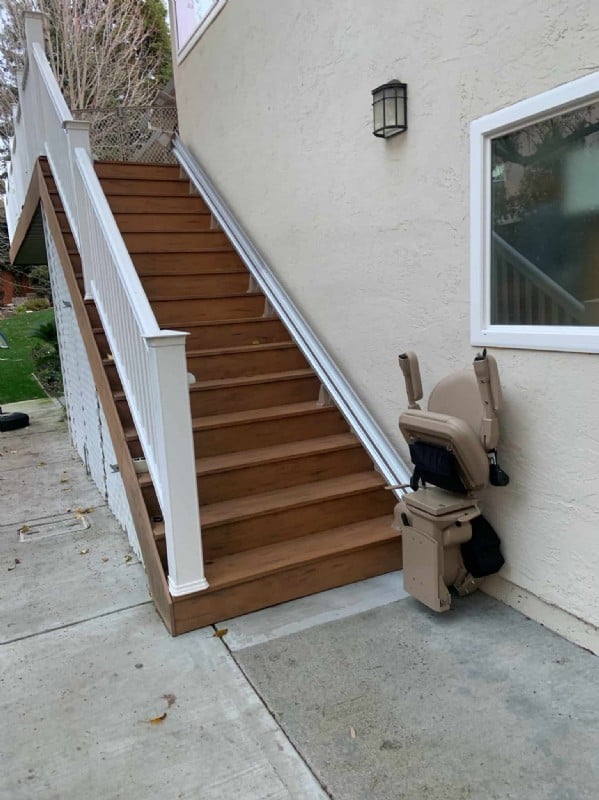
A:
491;232;585;325
6;13;207;597
173;136;412;492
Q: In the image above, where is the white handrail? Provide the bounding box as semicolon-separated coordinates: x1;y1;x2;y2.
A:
172;136;412;492
5;13;207;597
491;231;585;324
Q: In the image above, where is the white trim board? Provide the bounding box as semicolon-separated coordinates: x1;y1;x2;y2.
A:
470;70;599;354
482;574;599;656
172;0;228;64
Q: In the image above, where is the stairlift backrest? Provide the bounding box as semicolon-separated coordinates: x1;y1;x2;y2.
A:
398;351;504;493
428;369;499;451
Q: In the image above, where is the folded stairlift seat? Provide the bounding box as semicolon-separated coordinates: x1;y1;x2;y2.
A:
399;409;490;492
395;349;507;611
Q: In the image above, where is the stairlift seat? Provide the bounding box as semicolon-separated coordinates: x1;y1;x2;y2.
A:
395;349;507;612
399;408;490;492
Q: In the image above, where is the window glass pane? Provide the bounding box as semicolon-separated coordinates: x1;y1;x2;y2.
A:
491;101;599;326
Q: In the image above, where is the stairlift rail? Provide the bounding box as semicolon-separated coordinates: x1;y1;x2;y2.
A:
172;136;412;493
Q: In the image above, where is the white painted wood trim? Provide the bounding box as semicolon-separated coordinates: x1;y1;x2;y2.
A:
470;70;599;353
172;0;228;64
483;574;599;655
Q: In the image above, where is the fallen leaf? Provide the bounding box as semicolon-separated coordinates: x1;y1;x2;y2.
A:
163;693;176;708
124;554;133;563
106;353;114;361
7;558;19;571
60;474;69;483
149;712;167;724
349;726;357;739
213;628;228;638
36;462;46;467
15;558;20;564
251;339;261;345
75;507;94;515
79;548;89;555
19;524;31;534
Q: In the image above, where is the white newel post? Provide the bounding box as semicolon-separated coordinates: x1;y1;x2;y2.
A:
145;332;208;596
24;14;45;161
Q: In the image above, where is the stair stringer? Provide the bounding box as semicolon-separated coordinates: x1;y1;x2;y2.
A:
35;159;174;632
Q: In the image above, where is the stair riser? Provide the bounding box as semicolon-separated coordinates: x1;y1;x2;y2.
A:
130;251;245;274
185;319;290;350
107;195;209;215
187;347;309;382
202;487;395;559
141;273;250;299
101;179;192;196
173;539;402;634
105;348;307;393
114;213;216;233
190;375;320;416
95;163;181;181
195;408;350;457
87;298;274;330
129;407;351;459
152;295;265;325
123;231;230;253
198;446;374;504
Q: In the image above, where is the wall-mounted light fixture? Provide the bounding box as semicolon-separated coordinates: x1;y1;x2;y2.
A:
372;80;407;138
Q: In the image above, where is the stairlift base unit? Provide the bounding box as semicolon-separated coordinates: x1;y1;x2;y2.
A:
394;488;483;612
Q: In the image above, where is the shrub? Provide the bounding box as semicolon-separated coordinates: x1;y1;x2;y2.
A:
16;297;51;313
29;315;62;396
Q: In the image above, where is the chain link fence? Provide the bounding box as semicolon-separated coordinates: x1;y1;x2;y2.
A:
72;106;178;164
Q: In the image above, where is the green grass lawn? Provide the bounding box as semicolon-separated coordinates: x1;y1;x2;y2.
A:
0;308;56;404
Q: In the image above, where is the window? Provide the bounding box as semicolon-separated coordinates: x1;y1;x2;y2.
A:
471;72;599;352
173;0;227;62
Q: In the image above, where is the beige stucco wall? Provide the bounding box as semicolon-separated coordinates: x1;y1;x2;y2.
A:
172;0;599;633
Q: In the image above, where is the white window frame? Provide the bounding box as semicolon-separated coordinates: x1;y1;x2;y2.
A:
470;70;599;353
172;0;227;64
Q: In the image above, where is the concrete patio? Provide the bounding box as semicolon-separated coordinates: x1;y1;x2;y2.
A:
2;399;598;800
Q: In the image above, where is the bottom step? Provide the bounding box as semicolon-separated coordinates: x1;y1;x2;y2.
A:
171;516;401;634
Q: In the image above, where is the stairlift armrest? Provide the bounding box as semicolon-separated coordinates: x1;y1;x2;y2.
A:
398;351;423;409
473;350;502;413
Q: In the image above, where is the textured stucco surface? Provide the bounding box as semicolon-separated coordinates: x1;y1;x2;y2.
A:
173;0;599;630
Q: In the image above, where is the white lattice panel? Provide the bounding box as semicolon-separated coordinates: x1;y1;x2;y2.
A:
43;212;141;560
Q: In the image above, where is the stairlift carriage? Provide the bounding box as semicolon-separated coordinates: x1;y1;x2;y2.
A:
394;349;508;612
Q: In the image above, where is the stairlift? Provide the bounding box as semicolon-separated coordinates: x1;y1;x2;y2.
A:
393;349;508;612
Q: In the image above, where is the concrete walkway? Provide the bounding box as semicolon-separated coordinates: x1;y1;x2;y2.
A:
0;400;325;800
2;399;599;800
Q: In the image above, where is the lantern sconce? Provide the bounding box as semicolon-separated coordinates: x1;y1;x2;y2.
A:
372;80;407;138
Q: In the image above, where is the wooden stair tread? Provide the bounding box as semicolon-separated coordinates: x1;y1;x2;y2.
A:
160;316;283;330
136;269;248;278
103;341;297;368
203;516;397;591
124;401;339;441
190;368;314;391
138;433;360;487
113;370;314;404
150;291;263;302
195;471;385;531
188;341;297;358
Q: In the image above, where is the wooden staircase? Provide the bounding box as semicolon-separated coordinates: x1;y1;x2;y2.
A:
53;159;402;633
